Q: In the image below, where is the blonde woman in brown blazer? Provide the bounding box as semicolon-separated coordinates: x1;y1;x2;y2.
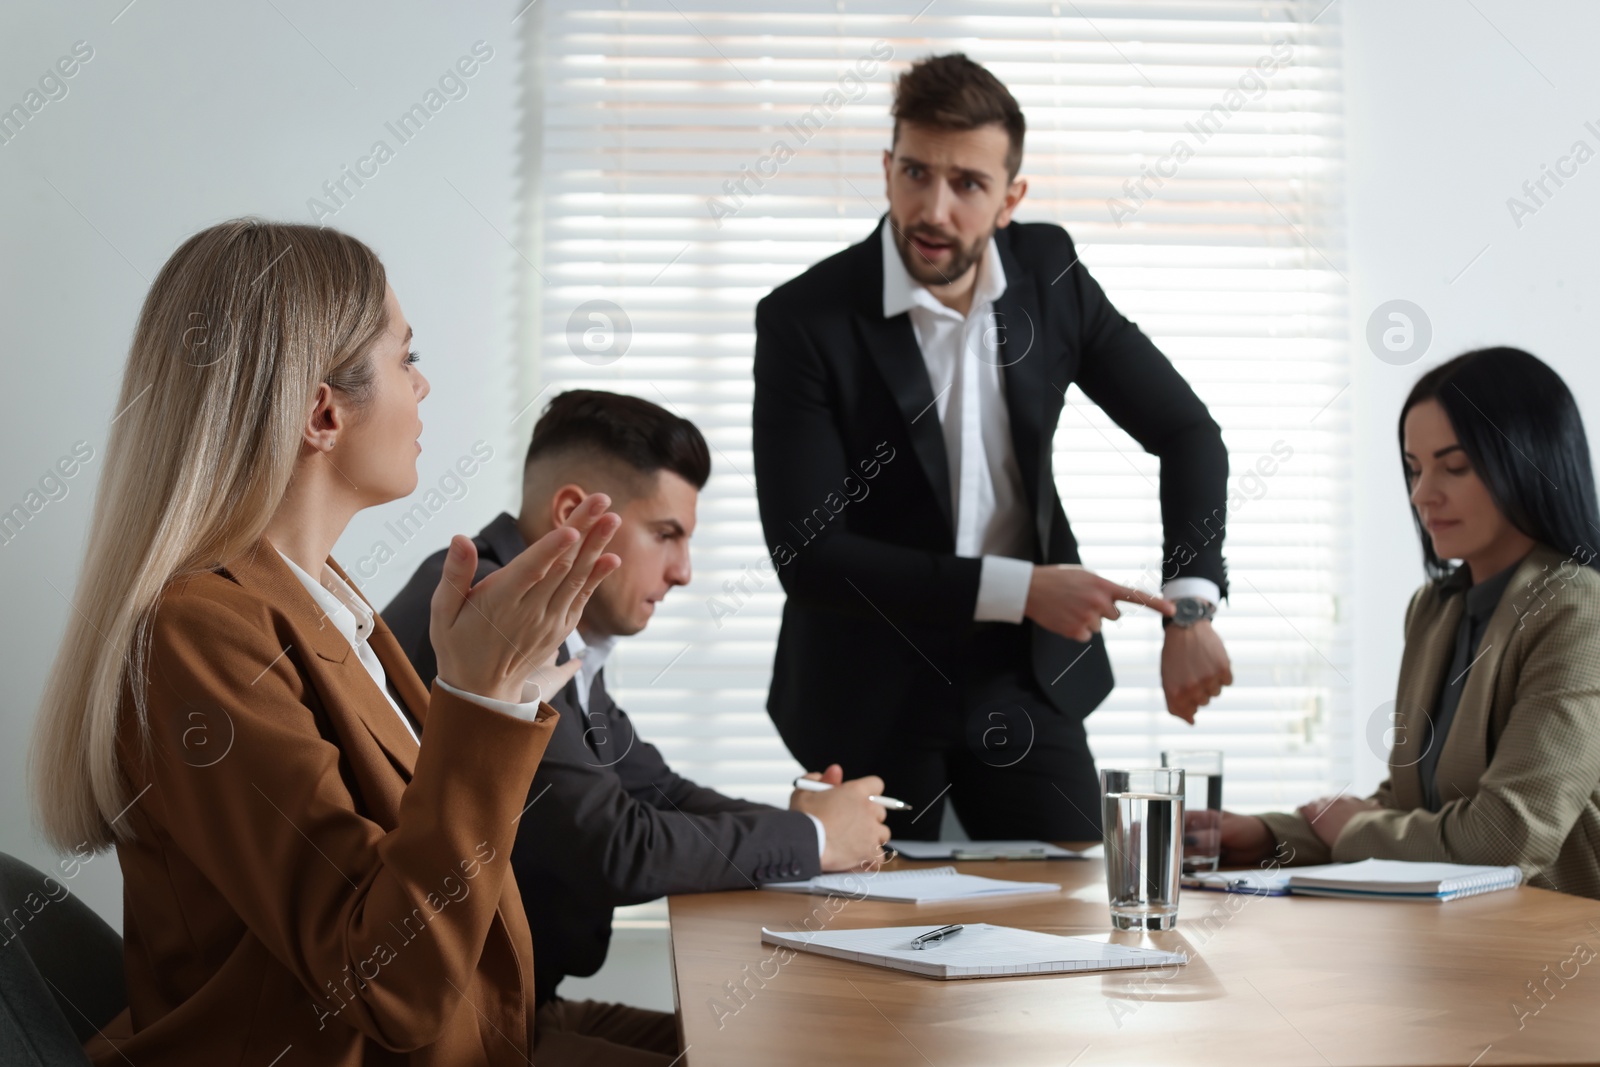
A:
1222;348;1600;899
29;220;624;1064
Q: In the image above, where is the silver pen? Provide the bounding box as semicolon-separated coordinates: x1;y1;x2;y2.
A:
910;924;964;950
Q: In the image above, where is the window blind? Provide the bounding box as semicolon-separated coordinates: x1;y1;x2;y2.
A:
529;0;1348;817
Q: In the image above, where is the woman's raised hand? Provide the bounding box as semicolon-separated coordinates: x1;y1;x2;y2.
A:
429;493;621;704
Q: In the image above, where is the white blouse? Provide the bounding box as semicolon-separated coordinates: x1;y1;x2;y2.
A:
274;547;544;740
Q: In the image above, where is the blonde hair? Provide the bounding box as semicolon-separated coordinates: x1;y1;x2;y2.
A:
31;219;390;851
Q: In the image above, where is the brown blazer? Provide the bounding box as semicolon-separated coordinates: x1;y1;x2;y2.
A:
85;538;559;1065
1261;543;1600;899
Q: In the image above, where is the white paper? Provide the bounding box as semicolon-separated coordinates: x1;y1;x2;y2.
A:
763;865;1061;904
759;923;1188;980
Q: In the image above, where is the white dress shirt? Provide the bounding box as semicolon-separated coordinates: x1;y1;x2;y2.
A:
562;626;617;718
879;222;1220;617
275;548;546;739
563;625;827;859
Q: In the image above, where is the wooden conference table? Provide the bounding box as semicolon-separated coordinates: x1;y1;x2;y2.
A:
667;848;1600;1067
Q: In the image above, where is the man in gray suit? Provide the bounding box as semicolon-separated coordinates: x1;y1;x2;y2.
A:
384;389;889;1065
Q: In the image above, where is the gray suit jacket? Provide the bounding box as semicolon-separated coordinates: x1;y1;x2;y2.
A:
382;512;821;1003
1261;543;1600;899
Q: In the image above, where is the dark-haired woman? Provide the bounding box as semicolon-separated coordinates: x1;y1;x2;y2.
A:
1222;347;1600;899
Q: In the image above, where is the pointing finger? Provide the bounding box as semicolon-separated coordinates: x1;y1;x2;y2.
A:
1107;581;1175;615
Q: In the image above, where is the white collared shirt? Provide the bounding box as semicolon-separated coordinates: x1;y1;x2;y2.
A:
878;220;1219;616
275;548;545;739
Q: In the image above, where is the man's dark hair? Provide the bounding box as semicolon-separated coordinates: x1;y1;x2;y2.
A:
891;53;1025;180
524;389;711;491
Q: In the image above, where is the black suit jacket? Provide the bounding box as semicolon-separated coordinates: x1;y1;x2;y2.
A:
752;215;1229;771
382;512;821;1004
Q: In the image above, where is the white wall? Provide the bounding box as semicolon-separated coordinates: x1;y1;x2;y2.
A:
2;0;1597;977
0;0;535;928
1342;0;1600;794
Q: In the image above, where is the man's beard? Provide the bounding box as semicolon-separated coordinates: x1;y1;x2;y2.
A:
890;217;992;288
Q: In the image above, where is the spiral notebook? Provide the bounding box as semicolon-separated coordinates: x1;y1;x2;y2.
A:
1285;859;1523;900
1184;859;1523;901
763;865;1061;904
759;923;1188;980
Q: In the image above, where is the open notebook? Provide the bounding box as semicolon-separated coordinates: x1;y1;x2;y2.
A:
1184;859;1523;901
763;865;1061;904
760;923;1187;980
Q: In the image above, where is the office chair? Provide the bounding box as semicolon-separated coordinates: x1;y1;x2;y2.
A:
0;851;125;1066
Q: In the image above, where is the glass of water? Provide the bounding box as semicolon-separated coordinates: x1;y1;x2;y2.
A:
1161;750;1224;874
1100;767;1185;930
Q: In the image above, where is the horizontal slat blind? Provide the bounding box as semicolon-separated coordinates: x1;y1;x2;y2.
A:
533;0;1348;815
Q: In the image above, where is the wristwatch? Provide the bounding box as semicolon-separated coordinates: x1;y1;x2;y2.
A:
1164;596;1217;629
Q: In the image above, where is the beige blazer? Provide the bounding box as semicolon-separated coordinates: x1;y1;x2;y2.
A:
1262;543;1600;899
85;537;559;1065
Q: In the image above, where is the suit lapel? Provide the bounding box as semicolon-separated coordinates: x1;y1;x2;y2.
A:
583;670;637;771
992;231;1048;556
550;640;596;755
367;615;430;737
1432;546;1560;805
222;539;420;782
855;217;955;537
1389;589;1462;810
323;557;421;779
858;311;954;536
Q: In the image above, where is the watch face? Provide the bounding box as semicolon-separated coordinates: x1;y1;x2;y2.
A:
1175;598;1206;624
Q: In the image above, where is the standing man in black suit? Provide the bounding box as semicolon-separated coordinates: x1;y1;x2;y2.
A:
752;54;1234;841
384;390;890;1065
